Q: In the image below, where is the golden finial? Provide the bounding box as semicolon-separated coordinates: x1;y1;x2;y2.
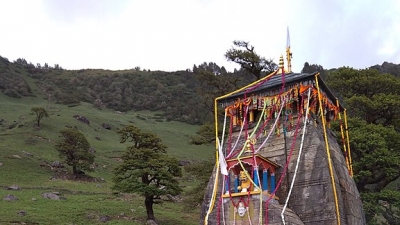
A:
279;55;284;69
245;136;256;153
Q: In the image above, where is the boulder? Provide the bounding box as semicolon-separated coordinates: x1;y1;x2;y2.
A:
3;194;18;201
8;122;18;129
41;192;60;200
51;161;64;168
165;194;182;202
146;220;158;225
73;115;90;125
6;185;21;190
178;160;190;166
22;151;33;157
102;123;111;130
17;210;27;216
89;147;96;153
99;215;111;223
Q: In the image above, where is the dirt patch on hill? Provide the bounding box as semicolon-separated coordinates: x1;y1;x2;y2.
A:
51;170;104;183
50;169;105;183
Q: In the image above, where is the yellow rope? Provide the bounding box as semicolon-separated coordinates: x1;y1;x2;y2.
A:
209;70;279;225
235;99;286;225
336;99;350;174
315;74;341;225
215;70;278;101
203;148;219;225
204;99;221;225
343;109;353;177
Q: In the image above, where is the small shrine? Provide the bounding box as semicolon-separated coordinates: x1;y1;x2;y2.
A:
223;154;279;198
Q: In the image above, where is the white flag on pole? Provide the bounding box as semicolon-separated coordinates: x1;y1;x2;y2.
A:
217;138;228;175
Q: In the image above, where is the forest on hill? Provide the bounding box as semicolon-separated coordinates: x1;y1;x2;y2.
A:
0;55;257;126
1;43;400;224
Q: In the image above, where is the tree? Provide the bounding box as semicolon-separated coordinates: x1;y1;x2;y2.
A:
345;118;400;193
326;67;400;223
55;129;94;176
191;63;247;145
194;63;239;114
31;107;49;127
301;62;326;78
112;125;182;221
225;40;277;80
182;159;214;210
326;67;400;128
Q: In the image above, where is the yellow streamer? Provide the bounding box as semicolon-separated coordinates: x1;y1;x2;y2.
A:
336;99;350;174
204;99;220;225
343;109;353;177
315;74;341;225
205;70;279;225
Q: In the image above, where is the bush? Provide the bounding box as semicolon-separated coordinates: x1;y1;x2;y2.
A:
4;89;21;98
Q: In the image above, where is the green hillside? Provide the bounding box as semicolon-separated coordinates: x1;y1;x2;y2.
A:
0;90;212;224
2;54;400;224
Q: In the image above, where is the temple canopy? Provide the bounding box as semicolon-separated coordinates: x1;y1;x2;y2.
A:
217;71;344;112
226;154;280;175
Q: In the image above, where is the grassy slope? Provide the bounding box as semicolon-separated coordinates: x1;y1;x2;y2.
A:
0;90;212;224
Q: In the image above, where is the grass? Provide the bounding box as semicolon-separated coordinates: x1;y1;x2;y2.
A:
0;93;212;224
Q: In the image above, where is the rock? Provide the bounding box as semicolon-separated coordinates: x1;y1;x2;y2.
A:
146;220;158;225
3;194;18;201
86;213;96;220
8;122;18;129
6;185;21;190
165;194;182;202
13;155;21;159
22;151;33;157
73;115;90;125
102;123;111;130
89;147;96;153
0;162;3;167
178;160;190;166
41;192;61;200
18;210;27;216
32;198;37;201
51;161;64;168
95;135;101;140
379;200;389;207
99;215;111;223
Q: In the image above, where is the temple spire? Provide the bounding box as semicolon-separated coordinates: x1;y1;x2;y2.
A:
286;27;292;73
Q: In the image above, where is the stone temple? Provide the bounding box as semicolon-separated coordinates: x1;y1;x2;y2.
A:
199;48;366;225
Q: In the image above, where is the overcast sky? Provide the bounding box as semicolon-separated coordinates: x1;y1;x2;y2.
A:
1;0;399;72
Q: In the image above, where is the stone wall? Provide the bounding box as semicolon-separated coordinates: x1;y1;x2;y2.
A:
200;116;366;225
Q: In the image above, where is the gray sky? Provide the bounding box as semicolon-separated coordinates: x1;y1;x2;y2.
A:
1;0;399;72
